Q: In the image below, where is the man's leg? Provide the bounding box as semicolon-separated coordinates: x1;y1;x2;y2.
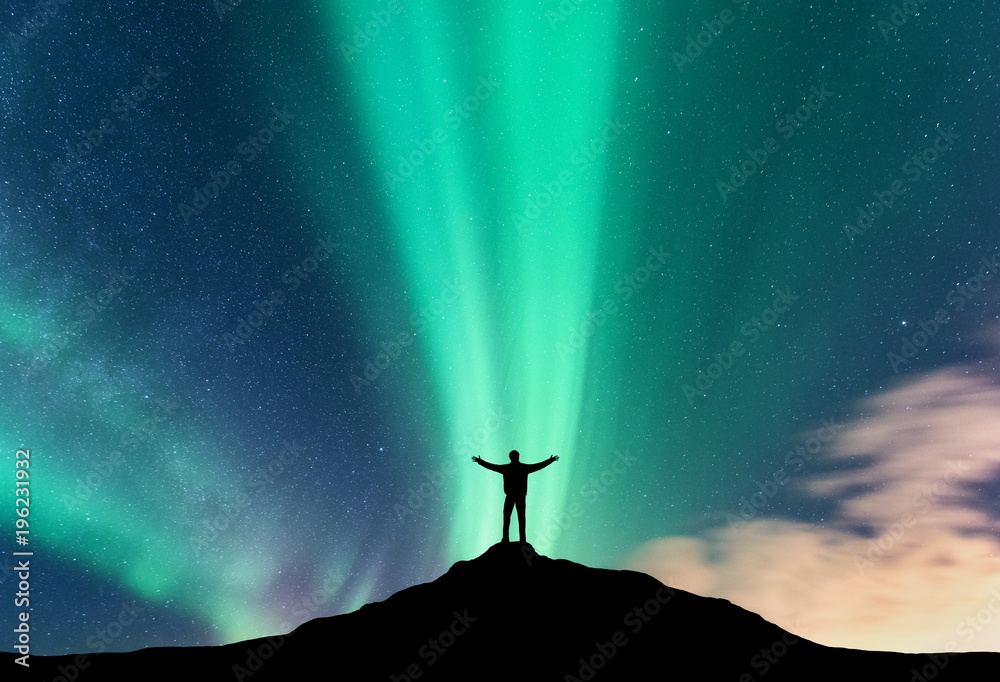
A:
516;497;526;543
502;496;514;543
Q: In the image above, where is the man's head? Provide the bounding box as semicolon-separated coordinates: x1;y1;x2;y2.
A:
509;450;519;462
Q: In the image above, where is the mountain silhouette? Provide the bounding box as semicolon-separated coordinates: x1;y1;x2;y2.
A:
6;542;997;680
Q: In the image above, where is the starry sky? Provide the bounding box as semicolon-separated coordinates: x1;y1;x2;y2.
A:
2;0;1000;658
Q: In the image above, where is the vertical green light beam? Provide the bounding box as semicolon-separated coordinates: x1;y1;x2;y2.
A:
320;0;623;562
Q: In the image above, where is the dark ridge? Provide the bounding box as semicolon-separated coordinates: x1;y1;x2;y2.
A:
6;542;996;681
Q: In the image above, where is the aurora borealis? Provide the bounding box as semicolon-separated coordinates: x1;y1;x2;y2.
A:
2;0;1000;660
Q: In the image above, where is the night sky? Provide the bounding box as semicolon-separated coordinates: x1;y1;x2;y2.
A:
2;0;1000;658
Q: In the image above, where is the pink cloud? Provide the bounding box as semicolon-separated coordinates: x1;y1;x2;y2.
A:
624;366;1000;652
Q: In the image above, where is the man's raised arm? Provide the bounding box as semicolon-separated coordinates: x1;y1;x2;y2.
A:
526;455;559;473
472;456;503;472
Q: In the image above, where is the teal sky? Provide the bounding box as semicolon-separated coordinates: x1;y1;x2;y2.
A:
2;0;999;656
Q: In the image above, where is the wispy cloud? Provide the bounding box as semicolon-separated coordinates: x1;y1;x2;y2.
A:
624;362;1000;653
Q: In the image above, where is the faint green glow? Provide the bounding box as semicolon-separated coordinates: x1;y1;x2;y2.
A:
3;365;289;645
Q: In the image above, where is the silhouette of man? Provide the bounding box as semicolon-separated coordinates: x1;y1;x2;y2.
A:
472;450;559;543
